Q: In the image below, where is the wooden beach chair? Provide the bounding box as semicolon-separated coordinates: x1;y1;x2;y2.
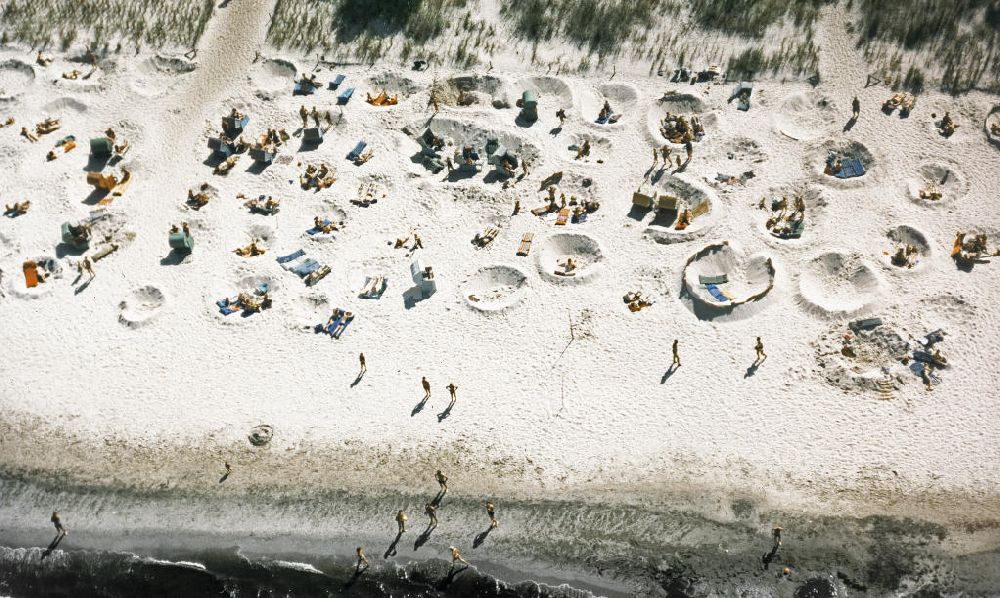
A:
516;233;534;256
555;207;570;225
23;260;39;288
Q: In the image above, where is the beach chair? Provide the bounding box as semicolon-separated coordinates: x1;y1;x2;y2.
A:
249;146;275;164
516;233;534;256
347;140;367;161
337;87;355;104
208;137;234;157
303;127;324;144
329;74;345;89
86;172;117;191
732;82;753;111
276;248;305;264
222;114;249;133
22;260;38;288
656;195;678;211
169;232;194;251
699;273;728;285
475;227;499;247
360;275;387;299
632;190;654;209
90;136;113;156
555;208;570;225
111;169;132;197
293;80;317;96
704;283;730;302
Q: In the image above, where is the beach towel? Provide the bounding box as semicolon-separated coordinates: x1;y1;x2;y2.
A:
555;208;570;225
699;273;728;285
293;81;316;96
23;261;38;288
290;258;320;276
330;74;345;89
835;158;865;179
704;283;730;302
276;249;305;264
305;265;331;286
849;317;882;331
306;219;332;235
360;276;387;299
324;311;344;334
219;302;240;315
333;314;355;339
347;140;367;161
338;87;355;104
516;233;534;256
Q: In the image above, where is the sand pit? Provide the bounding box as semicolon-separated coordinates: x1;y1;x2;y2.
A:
758;184;826;243
131;55;195;96
883;225;932;271
43;97;89;114
797;252;882;318
212;273;278;322
251;58;296;94
284;292;331;333
118;285;167;329
462;265;529;312
655;92;707;114
814;320;912;395
520;76;573;106
535;232;604;284
643;176;720;244
7;256;63;299
248;424;273;447
812;139;875;184
442;74;506;107
905;161;968;206
0;60;35;101
367;72;419;100
773;91;838;141
682;242;775;315
579;83;638;125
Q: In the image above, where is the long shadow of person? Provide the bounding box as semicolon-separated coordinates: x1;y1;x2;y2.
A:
744;362;760;378
661;364;677;384
412;397;429;417
437;404;454;422
843;116;857;132
350;373;363;388
383;531;403;559
761;544;780;570
436;564;470;590
414;525;435;550
472;527;493;549
41;533;66;560
342;568;364;591
218;471;230;484
431;490;446;508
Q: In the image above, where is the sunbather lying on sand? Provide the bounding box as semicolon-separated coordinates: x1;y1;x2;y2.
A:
0;117;13;128
62;70;80;80
214;155;240;175
21;127;38;142
187;189;210;209
234;239;265;257
36;52;52;66
3;201;30;216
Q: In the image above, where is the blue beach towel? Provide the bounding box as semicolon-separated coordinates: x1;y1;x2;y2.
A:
306;220;332;235
835;158;865;179
704;283;729;302
276;249;305;264
338;87;355;104
290;258;320;276
333;314;355;339
347;140;367;161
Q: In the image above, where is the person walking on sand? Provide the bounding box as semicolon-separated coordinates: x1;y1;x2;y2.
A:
448;546;469;568
355;546;369;572
660;144;671;165
652;147;658;168
772;525;783;548
755;337;766;362
412;233;424;250
446;383;457;408
436;469;449;493
51;512;67;537
425;503;438;527
224;461;232;476
299;105;309;128
671;339;681;368
852;95;860;119
421;376;431;400
358;352;367;376
485;501;498;529
396;510;408;534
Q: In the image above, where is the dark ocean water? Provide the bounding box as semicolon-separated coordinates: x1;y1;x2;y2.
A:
0;545;595;598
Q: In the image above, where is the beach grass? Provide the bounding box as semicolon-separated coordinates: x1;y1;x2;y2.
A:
0;0;214;50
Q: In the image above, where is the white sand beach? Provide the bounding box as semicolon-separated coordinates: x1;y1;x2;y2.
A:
2;0;1000;594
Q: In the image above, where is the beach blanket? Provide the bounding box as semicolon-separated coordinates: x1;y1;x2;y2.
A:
23;261;38;288
338;87;355;104
276;249;305;264
555;208;570;225
835;158;865;179
360;276;387;299
307;219;332;235
332;314;355;339
347;140;367;161
293;81;316;96
699;274;728;285
849;317;882;331
330;74;345;89
324;311;344;334
704;283;730;302
290;258;320;276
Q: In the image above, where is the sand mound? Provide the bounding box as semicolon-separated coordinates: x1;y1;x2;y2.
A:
520;76;572;105
644;176;720;244
721;136;767;164
284;292;331;333
883;225;931;271
462;265;529;312
797;252;882;318
132;55;194;96
248;424;273;447
441;74;505;107
368;72;419;98
905;161;968;206
43;97;89;114
655;92;707;114
0;60;35;101
773;91;837;141
812;139;875;183
682;242;775;314
579;83;638;124
536;233;604;284
118;285;167;329
252;58;296;93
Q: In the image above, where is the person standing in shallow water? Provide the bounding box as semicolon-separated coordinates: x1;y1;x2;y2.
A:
355;547;369;572
448;546;469;568
51;512;67;536
485;501;498;529
436;469;449;493
396;510;408;534
425;503;438;527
